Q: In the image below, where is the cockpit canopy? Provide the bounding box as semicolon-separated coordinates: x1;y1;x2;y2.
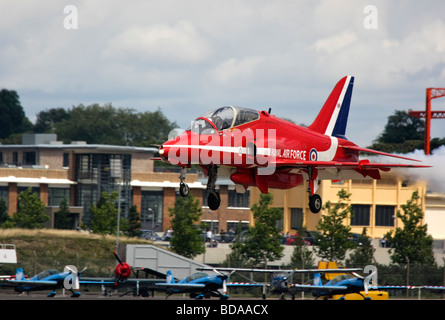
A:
36;269;59;280
187;106;260;134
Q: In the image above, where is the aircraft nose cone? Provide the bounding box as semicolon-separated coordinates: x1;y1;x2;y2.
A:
158;145;168;158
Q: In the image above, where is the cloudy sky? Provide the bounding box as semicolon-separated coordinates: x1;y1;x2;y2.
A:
1;0;445;147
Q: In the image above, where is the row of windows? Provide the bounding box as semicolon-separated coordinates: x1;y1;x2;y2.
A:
202;189;250;208
0;152;70;167
280;205;396;230
351;204;395;227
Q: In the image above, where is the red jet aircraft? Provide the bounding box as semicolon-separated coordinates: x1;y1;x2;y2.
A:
157;76;429;213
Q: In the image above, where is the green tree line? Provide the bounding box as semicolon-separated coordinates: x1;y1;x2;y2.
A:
0;89;177;146
2;88;444;151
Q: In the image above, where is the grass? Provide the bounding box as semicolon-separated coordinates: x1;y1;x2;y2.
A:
0;228;151;277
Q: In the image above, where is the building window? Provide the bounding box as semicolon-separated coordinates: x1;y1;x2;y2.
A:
23;151;37;166
63;153;69;168
290;208;303;230
375;205;395;226
13;152;18;165
202;220;219;235
75;153;132;226
226;221;249;234
140;190;163;232
48;188;70;206
276;208;284;230
351;205;371;226
228;189;250;208
0;186;8;211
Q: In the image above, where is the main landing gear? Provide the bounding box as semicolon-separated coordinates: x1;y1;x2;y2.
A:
178;165;221;211
206;165;220;211
309;194;322;214
308;168;322;214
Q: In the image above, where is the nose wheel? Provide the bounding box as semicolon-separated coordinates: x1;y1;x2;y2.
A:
179;167;190;197
179;182;190;197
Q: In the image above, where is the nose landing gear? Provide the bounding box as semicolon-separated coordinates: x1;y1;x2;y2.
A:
179;167;190;197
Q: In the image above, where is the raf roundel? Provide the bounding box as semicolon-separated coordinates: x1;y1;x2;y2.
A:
310;148;318;161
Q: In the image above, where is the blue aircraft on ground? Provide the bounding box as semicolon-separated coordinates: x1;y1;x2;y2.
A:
154;269;263;300
198;266;363;299
290;271;430;300
0;265;86;297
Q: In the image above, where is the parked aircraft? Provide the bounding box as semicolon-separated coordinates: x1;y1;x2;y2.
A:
80;252;164;297
289;270;430;300
156;76;429;212
155;270;232;300
0;265;86;297
154;268;270;300
197;266;362;299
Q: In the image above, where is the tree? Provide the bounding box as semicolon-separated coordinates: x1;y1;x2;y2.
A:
0;199;13;228
345;227;375;268
315;189;356;262
288;225;316;270
34;108;70;133
54;198;73;229
12;188;49;229
52;103;177;146
231;193;284;268
90;191;129;235
368;110;427;153
0;89;33;140
168;194;205;259
385;191;435;265
126;205;143;238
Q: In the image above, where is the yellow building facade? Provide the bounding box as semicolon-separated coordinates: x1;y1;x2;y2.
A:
249;172;427;239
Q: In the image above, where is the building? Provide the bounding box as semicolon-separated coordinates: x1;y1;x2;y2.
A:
249;174;429;239
0;134;443;241
0;134;251;234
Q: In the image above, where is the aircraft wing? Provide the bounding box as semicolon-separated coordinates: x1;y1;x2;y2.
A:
79;280;116;285
290;284;347;292
423;286;445;293
0;279;58;287
271;158;429;181
227;282;265;287
154;282;206;288
271;145;430;174
272;159;430;169
197;267;362;274
80;278;160;287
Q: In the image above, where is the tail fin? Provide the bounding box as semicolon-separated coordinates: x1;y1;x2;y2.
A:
308;75;354;139
166;270;175;284
313;273;322;286
15;268;25;281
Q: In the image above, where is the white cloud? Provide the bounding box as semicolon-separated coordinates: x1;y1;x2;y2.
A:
312;31;358;55
1;0;445;145
103;20;210;65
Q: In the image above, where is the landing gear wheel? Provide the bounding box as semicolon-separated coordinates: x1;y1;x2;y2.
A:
207;190;221;210
179;182;190;197
309;194;322;213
